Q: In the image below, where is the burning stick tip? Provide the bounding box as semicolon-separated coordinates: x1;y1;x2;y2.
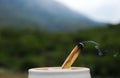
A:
77;42;84;49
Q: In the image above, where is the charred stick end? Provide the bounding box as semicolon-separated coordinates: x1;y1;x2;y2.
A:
77;42;84;49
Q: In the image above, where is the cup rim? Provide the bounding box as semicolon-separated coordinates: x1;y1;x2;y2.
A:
29;67;90;73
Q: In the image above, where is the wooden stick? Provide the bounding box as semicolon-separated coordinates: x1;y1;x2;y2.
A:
62;44;83;69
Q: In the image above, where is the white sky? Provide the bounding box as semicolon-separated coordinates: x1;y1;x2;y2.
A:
55;0;120;24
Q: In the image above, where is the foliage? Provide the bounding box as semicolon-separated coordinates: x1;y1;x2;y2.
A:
0;24;120;78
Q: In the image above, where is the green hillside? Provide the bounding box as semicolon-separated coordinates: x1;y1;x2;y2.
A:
0;24;120;78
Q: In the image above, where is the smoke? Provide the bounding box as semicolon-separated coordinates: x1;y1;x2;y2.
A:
81;40;119;58
81;40;103;56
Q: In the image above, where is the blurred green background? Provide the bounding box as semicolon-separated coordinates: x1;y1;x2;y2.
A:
0;24;120;78
0;0;120;78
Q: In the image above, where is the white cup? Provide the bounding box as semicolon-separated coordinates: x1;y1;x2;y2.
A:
28;67;91;78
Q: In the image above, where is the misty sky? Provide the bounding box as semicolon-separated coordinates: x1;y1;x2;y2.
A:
55;0;120;24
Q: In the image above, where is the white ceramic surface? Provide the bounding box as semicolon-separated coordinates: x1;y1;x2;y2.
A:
28;67;91;78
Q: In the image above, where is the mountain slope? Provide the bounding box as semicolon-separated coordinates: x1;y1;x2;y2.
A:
0;0;104;31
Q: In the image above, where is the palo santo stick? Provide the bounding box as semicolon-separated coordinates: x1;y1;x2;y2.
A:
62;43;84;69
